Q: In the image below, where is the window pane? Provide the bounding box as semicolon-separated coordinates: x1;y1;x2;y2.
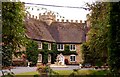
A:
70;45;72;50
72;56;75;61
38;43;42;49
70;44;76;51
57;44;64;51
48;43;51;50
70;55;76;61
61;44;63;49
73;45;75;50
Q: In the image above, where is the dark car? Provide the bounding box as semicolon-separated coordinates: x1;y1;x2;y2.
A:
83;63;92;68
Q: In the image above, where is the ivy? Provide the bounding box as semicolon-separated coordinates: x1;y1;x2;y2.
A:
26;40;39;66
57;45;77;55
38;42;78;64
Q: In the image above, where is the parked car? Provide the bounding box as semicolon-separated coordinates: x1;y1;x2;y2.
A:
83;63;92;68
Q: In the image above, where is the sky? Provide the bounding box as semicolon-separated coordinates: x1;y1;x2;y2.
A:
20;0;97;22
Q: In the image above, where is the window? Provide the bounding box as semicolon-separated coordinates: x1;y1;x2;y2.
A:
48;54;51;62
48;43;51;50
57;44;64;51
38;42;42;49
70;55;76;62
69;44;76;51
38;54;42;62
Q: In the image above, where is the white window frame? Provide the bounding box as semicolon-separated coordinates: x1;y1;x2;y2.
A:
38;54;42;62
48;54;51;63
38;42;42;49
48;43;51;50
70;55;76;62
69;44;76;51
57;44;64;51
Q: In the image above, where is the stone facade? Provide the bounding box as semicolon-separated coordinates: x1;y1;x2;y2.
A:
64;44;83;64
36;43;83;65
25;11;88;65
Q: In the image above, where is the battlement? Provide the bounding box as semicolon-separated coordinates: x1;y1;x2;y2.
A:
56;19;86;23
26;12;86;24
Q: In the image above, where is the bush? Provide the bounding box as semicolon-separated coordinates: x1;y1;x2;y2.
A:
37;65;47;73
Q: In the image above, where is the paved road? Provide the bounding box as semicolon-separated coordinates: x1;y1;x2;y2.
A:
51;65;95;70
0;67;37;76
0;65;95;76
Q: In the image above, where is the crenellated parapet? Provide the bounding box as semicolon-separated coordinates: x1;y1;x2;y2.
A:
56;19;86;24
25;12;87;24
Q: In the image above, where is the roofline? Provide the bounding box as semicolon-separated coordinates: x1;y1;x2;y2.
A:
32;39;82;44
56;42;82;44
32;39;55;43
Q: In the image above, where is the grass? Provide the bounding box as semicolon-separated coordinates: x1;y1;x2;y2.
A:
15;71;39;77
16;71;39;75
15;69;109;77
55;70;109;75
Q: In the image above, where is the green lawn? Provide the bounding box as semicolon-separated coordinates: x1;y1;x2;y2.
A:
15;71;39;77
55;70;109;75
15;69;109;77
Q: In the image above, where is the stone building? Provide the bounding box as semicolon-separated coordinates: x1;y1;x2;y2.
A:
25;11;89;65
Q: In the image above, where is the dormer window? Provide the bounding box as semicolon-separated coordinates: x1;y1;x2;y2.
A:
57;44;64;51
69;44;76;51
48;43;51;50
38;42;42;49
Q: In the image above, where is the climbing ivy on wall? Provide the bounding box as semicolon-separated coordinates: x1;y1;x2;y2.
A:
57;45;77;55
26;40;39;66
39;42;78;64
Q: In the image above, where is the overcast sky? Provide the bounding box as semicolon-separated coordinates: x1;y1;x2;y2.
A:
20;0;97;21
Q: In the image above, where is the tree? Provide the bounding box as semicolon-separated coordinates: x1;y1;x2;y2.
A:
2;2;26;66
108;2;120;75
82;2;110;66
82;2;120;75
